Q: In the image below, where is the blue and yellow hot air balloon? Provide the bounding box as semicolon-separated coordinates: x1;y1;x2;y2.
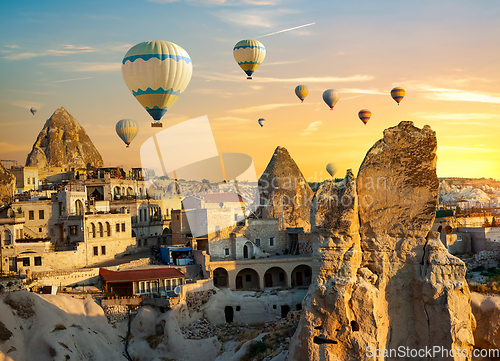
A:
233;39;266;80
122;41;192;127
116;119;139;147
258;118;265;127
358;109;371;125
30;107;37;115
295;85;309;103
391;87;405;105
323;89;339;110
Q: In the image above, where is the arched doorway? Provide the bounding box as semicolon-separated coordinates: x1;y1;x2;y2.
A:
213;267;229;288
291;265;312;287
243;242;253;259
235;268;259;290
224;306;234;323
264;267;287;288
75;200;84;216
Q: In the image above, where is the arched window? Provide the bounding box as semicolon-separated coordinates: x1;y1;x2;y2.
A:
98;222;103;237
3;230;12;246
105;222;111;237
90;223;96;238
75;200;84;216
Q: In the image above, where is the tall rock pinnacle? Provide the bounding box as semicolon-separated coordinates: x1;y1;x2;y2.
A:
25;107;103;170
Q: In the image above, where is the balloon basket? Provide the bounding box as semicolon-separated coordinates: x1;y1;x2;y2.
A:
151;123;163;128
247;77;252;80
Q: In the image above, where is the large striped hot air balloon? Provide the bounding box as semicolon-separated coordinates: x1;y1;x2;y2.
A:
116;119;139;147
122;41;192;127
391;87;405;105
323;89;339;109
295;85;309;102
358;109;371;125
233;39;266;80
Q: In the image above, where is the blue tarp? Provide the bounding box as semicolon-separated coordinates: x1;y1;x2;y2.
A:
159;247;192;264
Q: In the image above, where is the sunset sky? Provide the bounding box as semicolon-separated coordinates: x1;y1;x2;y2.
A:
1;0;500;182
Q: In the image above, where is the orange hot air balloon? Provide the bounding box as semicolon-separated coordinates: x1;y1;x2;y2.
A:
358;109;371;125
391;87;405;105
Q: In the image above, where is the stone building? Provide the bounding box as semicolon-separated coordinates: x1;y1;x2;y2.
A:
10;166;40;193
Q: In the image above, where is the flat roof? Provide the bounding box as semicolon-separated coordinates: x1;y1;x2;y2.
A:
99;267;184;283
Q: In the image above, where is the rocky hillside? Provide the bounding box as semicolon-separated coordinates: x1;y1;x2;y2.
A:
440;178;500;207
0;160;15;203
25;107;103;170
258;146;314;232
288;121;475;360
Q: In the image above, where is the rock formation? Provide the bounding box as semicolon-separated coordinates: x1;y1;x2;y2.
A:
471;292;500;350
25;107;103;170
0;160;15;203
288;121;475;361
258;146;314;232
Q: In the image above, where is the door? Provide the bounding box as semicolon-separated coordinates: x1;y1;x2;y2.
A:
281;305;290;318
264;273;273;287
9;257;17;272
243;245;248;259
236;276;243;289
224;306;234;323
296;271;303;286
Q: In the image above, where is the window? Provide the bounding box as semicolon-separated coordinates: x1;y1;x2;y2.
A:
121;223;125;232
90;223;96;238
176;215;179;220
140;282;145;293
39;210;44;219
225;248;230;255
255;238;261;246
29;211;34;220
269;237;274;246
144;239;148;246
70;226;77;236
22;258;30;267
39;228;42;233
105;222;110;237
98;223;103;237
457;235;463;242
116;223;120;232
279;272;285;282
101;246;106;255
93;246;98;256
138;239;141;246
245;274;251;282
34;257;42;266
27;178;30;185
32;177;35;185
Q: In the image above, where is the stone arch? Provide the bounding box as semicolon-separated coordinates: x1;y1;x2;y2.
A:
243;242;254;259
264;266;287;288
127;187;133;196
89;223;96;238
162;227;171;235
114;186;121;199
75;199;84;216
235;268;259;290
291;264;312;288
213;267;229;288
105;222;111;237
98;222;103;237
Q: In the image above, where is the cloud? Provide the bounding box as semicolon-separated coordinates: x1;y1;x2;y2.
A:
256;22;315;38
0;142;30;152
10;100;43;110
43;62;121;72
51;77;93;83
414;112;499;121
229;103;300;113
4;52;40;60
4;45;94;60
213;116;250;122
423;88;500;104
197;72;373;83
149;0;279;4
192;88;234;97
301;120;321;136
214;10;274;27
5;45;19;49
110;43;134;52
438;146;497;153
340;88;386;95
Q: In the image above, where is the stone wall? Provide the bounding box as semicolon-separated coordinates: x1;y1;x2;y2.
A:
29;268;101;288
461;250;500;270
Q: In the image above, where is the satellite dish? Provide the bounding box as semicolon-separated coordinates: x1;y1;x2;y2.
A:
444;225;452;234
174;286;181;295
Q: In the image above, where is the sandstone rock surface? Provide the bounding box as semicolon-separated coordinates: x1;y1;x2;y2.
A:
288;121;475;361
258;146;313;232
25;107;103;170
471;292;500;350
0;161;15;203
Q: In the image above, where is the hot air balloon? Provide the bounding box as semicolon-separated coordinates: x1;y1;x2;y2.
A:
326;163;337;177
391;87;405;105
358;109;371;125
233;39;266;80
295;85;309;102
30;107;37;115
323;89;339;110
122;40;193;127
258;118;265;127
116;119;139;147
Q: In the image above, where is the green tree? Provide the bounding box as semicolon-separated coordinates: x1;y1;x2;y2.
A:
492;217;497;227
455;206;461;215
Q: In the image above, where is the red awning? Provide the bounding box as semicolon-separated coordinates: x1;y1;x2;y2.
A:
99;267;185;283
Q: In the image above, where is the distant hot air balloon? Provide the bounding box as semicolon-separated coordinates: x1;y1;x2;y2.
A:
391;87;405;105
122;40;193;127
326;163;337;177
116;119;139;147
358;109;371;125
323;89;339;110
233;39;266;80
30;107;37;115
295;85;309;102
258;118;265;127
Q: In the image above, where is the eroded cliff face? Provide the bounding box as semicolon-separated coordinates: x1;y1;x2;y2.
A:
288;121;475;361
258;146;314;232
0;161;15;203
25;107;103;170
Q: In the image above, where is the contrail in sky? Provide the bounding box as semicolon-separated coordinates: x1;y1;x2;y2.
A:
51;77;93;83
256;22;315;38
